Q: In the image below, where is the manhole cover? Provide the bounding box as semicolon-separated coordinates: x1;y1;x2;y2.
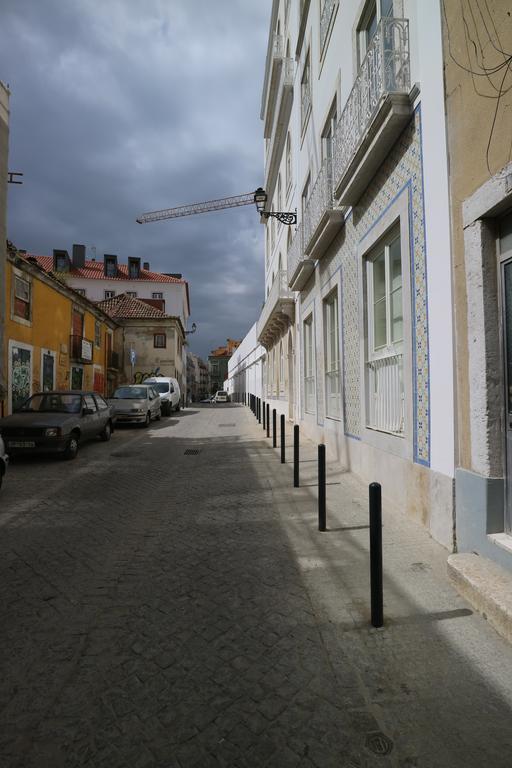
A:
365;732;393;756
184;449;201;455
219;423;236;427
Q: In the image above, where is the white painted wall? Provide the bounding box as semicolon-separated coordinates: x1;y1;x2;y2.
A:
227;323;265;401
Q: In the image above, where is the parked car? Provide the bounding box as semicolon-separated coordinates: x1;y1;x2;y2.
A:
0;391;114;460
214;390;229;403
0;433;8;488
143;376;181;415
108;385;161;426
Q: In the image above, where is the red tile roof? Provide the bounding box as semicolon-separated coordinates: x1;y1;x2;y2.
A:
28;254;185;283
96;293;170;319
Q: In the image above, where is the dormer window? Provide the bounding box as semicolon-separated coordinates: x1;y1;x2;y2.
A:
104;255;118;277
53;249;70;272
128;257;141;279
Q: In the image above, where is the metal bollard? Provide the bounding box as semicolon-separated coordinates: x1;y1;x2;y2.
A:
280;414;285;464
258;398;261;423
293;425;299;487
272;409;277;448
262;401;266;430
369;482;383;628
266;404;270;438
318;444;326;531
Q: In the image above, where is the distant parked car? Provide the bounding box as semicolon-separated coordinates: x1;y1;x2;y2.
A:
143;376;181;415
0;433;8;488
108;385;161;427
0;391;114;460
214;390;229;403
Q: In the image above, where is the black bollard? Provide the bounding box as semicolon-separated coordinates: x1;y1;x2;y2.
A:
280;414;285;463
318;444;326;531
266;404;270;438
258;398;261;423
369;482;383;628
272;409;277;448
293;425;299;487
262;401;266;430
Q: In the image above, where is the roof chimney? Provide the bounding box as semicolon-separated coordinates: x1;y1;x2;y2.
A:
143;262;150;271
72;243;86;269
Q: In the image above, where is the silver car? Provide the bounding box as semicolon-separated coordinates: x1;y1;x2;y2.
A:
108;385;161;427
0;433;8;489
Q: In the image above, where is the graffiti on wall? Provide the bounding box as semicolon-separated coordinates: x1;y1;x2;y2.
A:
11;347;31;411
132;367;161;384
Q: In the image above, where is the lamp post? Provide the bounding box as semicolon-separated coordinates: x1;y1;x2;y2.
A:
253;187;297;226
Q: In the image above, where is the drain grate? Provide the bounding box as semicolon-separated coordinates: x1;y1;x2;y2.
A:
365;732;393;756
184;449;201;455
219;423;236;427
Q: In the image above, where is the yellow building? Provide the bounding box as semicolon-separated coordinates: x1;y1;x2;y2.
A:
2;247;120;415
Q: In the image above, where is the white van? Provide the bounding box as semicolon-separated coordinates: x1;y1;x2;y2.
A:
144;377;181;416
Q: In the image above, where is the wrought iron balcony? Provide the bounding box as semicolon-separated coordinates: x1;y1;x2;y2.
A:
320;0;338;55
257;270;295;348
332;17;411;204
70;335;93;364
263;33;284;139
264;58;294;203
303;157;344;259
287;224;315;292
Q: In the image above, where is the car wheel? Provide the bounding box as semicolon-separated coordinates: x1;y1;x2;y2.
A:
175;403;180;412
164;403;171;416
64;434;79;460
156;408;162;421
142;411;150;428
100;422;112;442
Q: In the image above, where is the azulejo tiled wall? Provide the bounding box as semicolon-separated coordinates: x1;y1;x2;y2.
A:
321;107;430;466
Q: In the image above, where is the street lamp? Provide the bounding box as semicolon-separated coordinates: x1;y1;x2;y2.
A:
185;322;197;335
253;187;297;226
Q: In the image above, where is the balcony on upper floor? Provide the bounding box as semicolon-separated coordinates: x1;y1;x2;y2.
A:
287;224;315;292
264;58;294;204
263;33;284;139
257;270;295;348
303;157;344;259
332;17;412;205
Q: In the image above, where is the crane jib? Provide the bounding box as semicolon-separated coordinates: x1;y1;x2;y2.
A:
136;192;256;223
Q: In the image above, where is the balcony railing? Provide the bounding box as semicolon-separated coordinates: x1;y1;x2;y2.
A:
301;79;311;131
320;0;337;54
302;156;344;256
264;57;294;199
257;270;294;346
333;18;410;202
367;353;404;435
287;224;316;291
263;33;284;138
70;335;93;364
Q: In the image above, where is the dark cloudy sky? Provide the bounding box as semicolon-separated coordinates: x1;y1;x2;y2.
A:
1;0;270;359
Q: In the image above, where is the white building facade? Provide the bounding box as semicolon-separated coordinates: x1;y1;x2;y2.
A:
230;0;455;549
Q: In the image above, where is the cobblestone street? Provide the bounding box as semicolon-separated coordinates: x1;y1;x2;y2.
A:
2;404;512;767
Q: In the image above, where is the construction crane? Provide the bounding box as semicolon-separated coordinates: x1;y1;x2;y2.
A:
136;191;256;224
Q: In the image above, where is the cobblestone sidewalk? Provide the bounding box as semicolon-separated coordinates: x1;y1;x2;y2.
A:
1;404;512;767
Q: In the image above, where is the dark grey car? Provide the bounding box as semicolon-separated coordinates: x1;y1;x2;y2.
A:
0;391;114;460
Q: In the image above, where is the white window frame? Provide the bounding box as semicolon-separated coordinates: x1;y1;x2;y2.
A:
323;289;341;420
152;292;163;299
358;191;412;459
104;290;115;299
12;270;32;326
303;313;315;414
126;291;138;298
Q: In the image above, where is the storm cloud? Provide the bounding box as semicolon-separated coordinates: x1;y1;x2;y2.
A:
1;0;270;358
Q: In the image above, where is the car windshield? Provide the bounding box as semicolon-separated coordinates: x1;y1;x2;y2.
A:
217;391;227;396
112;387;148;399
18;393;82;414
152;383;169;393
